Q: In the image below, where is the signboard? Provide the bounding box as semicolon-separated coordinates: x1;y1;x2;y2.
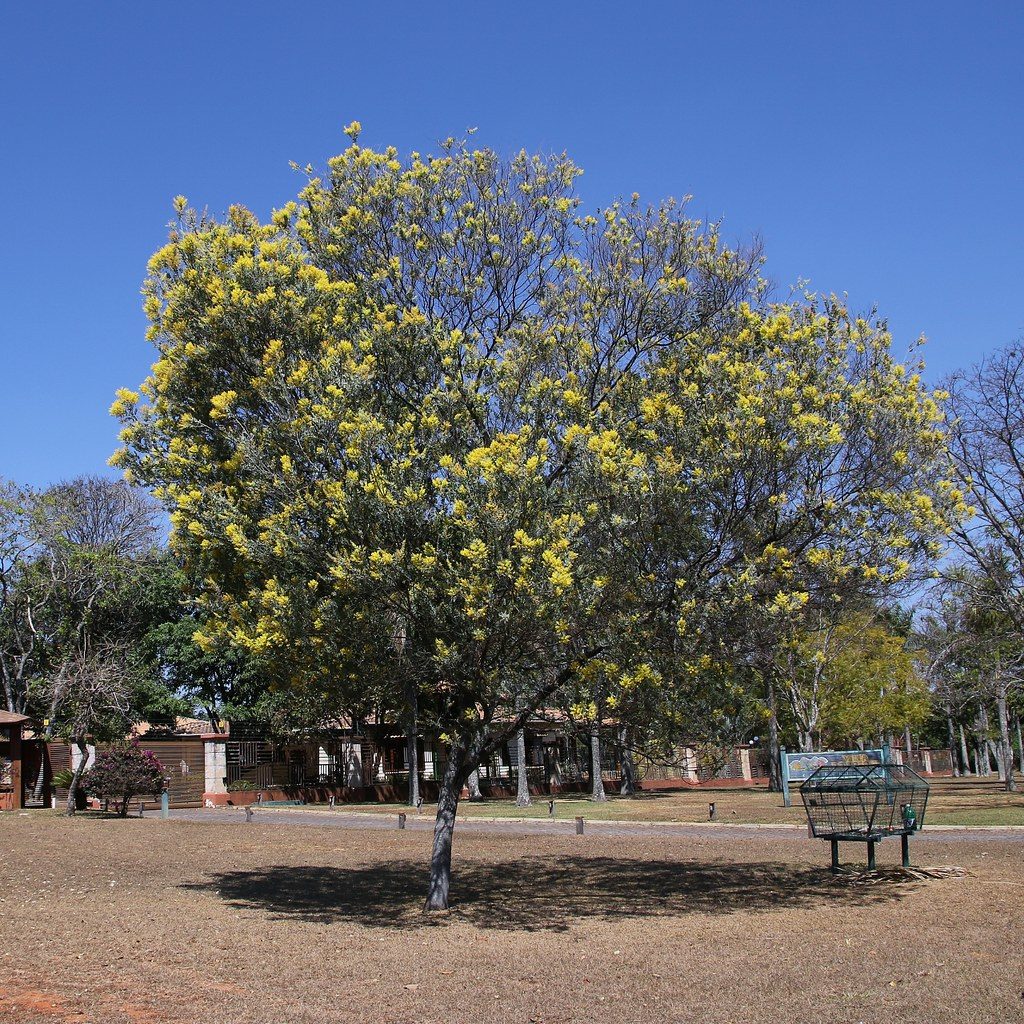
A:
780;746;888;807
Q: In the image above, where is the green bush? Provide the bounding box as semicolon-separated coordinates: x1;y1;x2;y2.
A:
84;741;166;816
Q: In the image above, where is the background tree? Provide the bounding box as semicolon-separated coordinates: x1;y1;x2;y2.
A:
946;345;1024;631
939;344;1024;789
113;130;963;909
1;481;63;714
921;576;1021;790
50;643;134;814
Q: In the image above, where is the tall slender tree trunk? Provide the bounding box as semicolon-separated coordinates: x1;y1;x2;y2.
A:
544;743;562;789
959;723;972;776
903;725;913;759
766;670;782;792
406;729;420;806
406;684;419;807
618;724;638;796
1015;716;1024;782
65;737;89;817
980;705;994;775
467;768;482;801
992;739;1005;780
424;739;468;912
996;686;1016;792
515;729;531;807
570;736;582;789
590;722;607;802
947;714;960;776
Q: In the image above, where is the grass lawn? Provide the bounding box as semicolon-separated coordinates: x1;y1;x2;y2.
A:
326;775;1024;828
1;811;1022;1023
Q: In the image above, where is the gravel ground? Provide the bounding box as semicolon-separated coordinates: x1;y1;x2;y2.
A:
1;812;1022;1024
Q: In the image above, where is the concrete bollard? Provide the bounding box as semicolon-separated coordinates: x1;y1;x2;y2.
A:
398;812;407;829
575;816;584;835
138;801;145;818
160;791;169;819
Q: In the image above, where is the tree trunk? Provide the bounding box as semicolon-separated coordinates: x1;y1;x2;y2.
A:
515;729;531;806
979;706;993;775
996;687;1016;792
903;725;913;759
406;729;419;807
370;740;384;783
947;714;960;777
570;736;582;787
467;768;482;801
618;724;638;796
65;737;89;816
959;723;972;776
1015;716;1024;782
590;722;607;802
424;741;467;912
544;743;562;789
406;684;419;807
766;671;782;792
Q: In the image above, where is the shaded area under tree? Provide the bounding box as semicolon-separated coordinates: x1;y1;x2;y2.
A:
183;854;917;932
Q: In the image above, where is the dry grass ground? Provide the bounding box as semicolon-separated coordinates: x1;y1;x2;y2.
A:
324;775;1024;826
2;812;1023;1024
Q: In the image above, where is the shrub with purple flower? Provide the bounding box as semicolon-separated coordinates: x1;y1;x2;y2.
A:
84;740;167;816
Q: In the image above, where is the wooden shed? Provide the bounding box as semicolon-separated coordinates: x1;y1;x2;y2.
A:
0;711;30;811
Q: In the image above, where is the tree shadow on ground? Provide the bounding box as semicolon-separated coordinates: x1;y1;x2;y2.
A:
181;855;918;932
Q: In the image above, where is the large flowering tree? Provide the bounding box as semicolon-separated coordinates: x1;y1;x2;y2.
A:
112;126;962;908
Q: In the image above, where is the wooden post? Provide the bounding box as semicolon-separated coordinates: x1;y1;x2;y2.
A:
867;840;876;871
575;816;584;835
901;832;910;868
10;724;23;810
830;838;839;873
398;812;407;829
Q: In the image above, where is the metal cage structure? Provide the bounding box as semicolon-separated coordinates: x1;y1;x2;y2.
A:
799;762;929;871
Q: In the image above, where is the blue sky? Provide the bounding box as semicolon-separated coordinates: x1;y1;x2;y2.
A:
2;2;1022;487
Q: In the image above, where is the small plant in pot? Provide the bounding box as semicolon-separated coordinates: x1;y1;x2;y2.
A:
52;768;88;810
